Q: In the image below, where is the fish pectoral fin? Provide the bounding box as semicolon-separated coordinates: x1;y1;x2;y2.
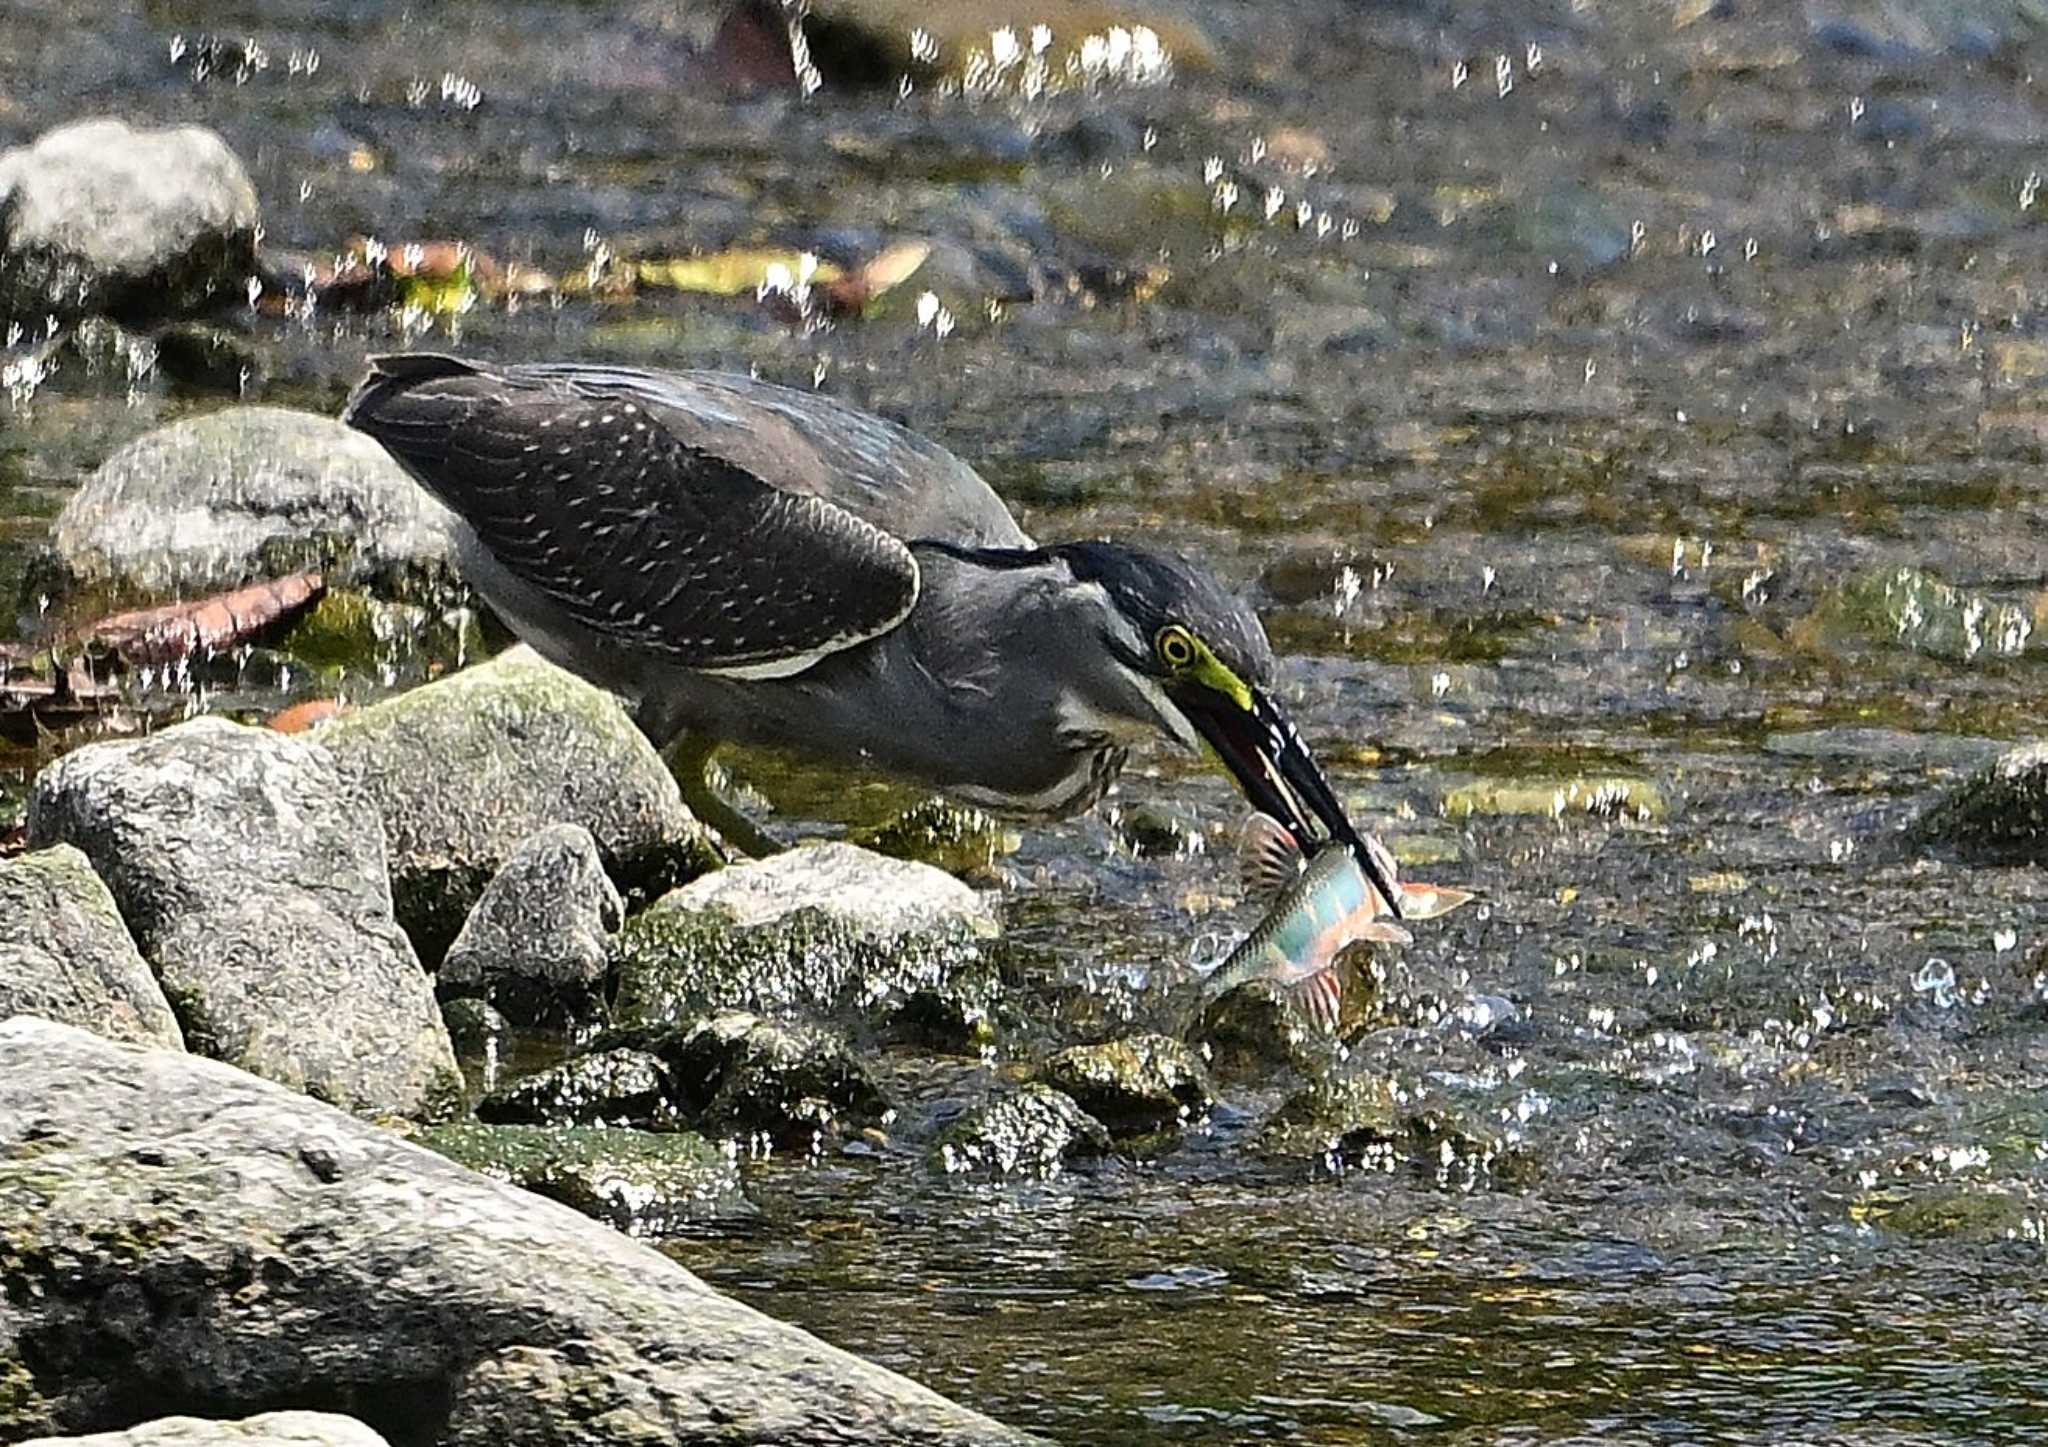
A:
1238;810;1305;900
1354;920;1414;946
1284;967;1343;1031
1396;882;1476;921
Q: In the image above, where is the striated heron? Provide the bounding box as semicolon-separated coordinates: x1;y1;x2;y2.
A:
344;353;1403;917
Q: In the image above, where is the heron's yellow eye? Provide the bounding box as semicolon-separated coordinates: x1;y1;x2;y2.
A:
1156;625;1197;669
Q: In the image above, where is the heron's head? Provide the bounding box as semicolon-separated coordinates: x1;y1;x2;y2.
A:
1054;539;1399;915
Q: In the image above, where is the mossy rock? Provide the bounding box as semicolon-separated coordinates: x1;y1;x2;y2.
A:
415;1122;753;1236
1441;775;1666;822
1037;1034;1212;1134
849;798;1021;876
477;1048;682;1131
931;1083;1111;1179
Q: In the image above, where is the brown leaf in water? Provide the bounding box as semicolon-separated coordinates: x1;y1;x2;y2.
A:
87;572;325;664
266;698;350;734
818;240;932;316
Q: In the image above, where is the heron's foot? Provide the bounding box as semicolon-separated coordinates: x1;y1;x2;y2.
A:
662;735;788;861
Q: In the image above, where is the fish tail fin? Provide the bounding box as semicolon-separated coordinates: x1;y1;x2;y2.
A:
1395;882;1477;921
1238;811;1305;900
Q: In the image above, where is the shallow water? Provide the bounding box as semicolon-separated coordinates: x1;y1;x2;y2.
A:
8;0;2048;1440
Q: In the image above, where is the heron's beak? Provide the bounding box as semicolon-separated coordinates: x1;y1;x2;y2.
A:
1170;682;1406;921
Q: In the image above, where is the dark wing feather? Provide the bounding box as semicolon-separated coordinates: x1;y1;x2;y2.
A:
345;355;918;673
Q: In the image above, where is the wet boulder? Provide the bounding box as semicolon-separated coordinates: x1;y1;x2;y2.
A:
932;1083;1111;1178
609;841;1002;1046
0;1018;1035;1444
1261;1068;1532;1188
439;823;624;1024
27;716;461;1120
416;1121;754;1237
1907;741;2048;863
18;1414;390;1447
40;407;461;605
652;1011;888;1144
849;798;1020;877
0;843;183;1050
320;647;713;962
476;1047;681;1130
0;118;259;325
1037;1034;1212;1135
722;0;1215;91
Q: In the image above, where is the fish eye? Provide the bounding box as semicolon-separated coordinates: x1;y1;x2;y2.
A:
1155;625;1196;669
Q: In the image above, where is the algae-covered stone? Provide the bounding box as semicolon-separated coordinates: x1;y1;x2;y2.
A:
0;1018;1040;1443
1907;741;2048;863
850;798;1020;876
933;1083;1111;1178
609;841;1001;1046
1260;1069;1405;1159
1852;1184;2034;1242
0;119;259;325
0;844;182;1050
1037;1034;1212;1134
18;1413;391;1447
41;407;460;605
321;647;712;962
440;823;624;1024
276;588;482;682
1108;803;1205;860
416;1121;753;1236
27;717;459;1120
1794;563;2032;663
441;996;508;1056
1262;1071;1534;1187
654;1011;887;1143
1441;775;1666;822
477;1048;680;1130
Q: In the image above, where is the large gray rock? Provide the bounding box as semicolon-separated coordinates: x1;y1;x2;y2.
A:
0;118;259;324
44;406;460;602
1908;741;2048;862
20;1412;390;1447
0;1018;1039;1445
439;822;623;1023
609;841;1002;1044
27;717;460;1120
321;648;711;962
0;843;182;1049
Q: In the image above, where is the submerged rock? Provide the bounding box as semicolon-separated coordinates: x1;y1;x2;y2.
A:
609;841;1001;1046
1907;741;2048;863
27;716;460;1120
1037;1034;1212;1134
321;647;711;962
1441;774;1667;823
416;1121;753;1236
850;798;1020;877
0;1019;1039;1444
0;843;182;1050
0;118;259;324
1262;1069;1531;1188
439;823;624;1024
477;1047;680;1130
654;1011;889;1144
40;407;460;605
1793;563;2032;663
933;1083;1111;1178
18;1413;390;1447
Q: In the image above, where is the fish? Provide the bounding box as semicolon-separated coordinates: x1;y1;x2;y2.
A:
1196;813;1475;1030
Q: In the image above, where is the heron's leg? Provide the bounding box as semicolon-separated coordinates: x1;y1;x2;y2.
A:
660;731;788;860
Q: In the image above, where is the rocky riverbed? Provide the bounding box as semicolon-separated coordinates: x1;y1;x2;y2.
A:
8;0;2048;1442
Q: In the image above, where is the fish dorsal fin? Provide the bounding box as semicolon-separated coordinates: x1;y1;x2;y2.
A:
1238;811;1305;900
1396;882;1476;921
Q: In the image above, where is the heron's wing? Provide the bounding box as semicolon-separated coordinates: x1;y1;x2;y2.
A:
345;354;919;674
515;361;1034;548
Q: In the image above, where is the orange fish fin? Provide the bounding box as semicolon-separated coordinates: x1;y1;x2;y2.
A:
1286;967;1343;1031
1396;883;1476;921
1238;811;1304;900
1354;920;1414;946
